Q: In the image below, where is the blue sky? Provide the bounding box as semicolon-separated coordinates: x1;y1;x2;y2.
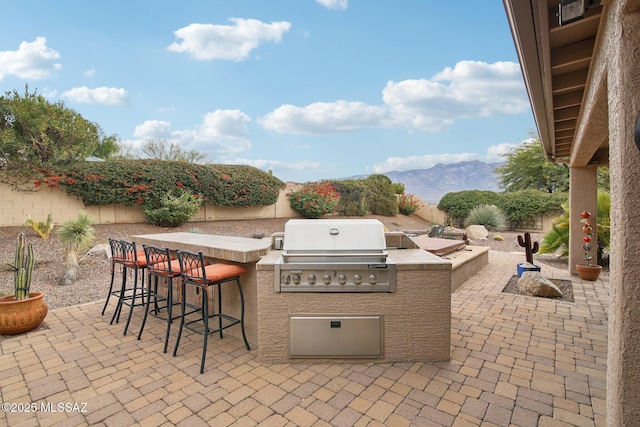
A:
0;0;535;183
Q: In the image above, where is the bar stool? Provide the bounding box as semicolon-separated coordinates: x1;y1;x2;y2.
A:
102;238;126;316
174;249;250;374
137;245;182;353
109;239;149;336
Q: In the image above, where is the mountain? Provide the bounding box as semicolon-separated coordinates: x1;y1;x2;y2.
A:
381;160;504;204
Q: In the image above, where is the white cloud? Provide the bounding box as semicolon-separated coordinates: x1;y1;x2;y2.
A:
383;60;529;132
61;86;129;105
133;120;173;139
315;0;348;10
260;100;388;134
128;110;252;158
167;18;291;61
0;37;61;80
260;60;528;135
84;66;96;77
372;142;521;173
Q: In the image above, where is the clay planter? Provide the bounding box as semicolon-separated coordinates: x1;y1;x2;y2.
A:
576;264;602;281
0;292;48;335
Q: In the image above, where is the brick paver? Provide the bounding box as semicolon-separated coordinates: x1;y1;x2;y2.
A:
0;251;608;426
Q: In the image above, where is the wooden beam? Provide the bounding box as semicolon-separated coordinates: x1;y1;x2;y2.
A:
552;69;589;94
552;38;595;67
555;128;575;139
554;90;584;109
555;106;581;122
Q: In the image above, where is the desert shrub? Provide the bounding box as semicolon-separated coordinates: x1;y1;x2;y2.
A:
332;180;368;216
438;190;501;226
288;181;340;218
397;194;421;216
391;182;405;194
39;159;284;208
142;190;202;227
498;190;567;229
25;213;54;239
464;204;507;231
363;174;398;216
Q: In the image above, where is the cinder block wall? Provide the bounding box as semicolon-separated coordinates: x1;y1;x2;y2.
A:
0;182;302;226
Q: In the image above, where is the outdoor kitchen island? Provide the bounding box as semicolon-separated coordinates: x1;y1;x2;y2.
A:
256;220;452;364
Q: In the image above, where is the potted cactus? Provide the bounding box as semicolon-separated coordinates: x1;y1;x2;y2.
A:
0;233;48;335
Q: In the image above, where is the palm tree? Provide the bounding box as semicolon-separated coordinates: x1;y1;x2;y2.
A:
57;211;96;285
540;190;610;265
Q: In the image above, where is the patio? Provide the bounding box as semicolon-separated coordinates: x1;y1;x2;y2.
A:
0;250;608;426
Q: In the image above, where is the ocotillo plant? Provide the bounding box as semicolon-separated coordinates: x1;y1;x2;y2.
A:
14;232;35;300
517;232;539;264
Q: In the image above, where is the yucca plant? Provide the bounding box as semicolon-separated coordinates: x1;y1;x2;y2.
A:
57;211;96;286
464;204;507;231
13;233;35;300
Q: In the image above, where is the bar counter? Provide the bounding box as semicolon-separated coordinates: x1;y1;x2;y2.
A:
132;232;272;346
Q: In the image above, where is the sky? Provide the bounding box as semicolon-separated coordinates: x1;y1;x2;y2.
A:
0;0;535;184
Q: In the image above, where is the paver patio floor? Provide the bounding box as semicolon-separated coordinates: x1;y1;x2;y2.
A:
0;251;609;426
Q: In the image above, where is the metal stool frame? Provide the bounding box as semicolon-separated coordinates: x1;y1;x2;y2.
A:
137;245;183;353
173;249;250;374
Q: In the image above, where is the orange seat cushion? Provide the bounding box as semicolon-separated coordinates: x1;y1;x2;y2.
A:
116;249;149;267
149;259;183;277
201;263;249;283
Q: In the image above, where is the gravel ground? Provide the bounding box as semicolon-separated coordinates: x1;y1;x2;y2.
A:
0;215;571;311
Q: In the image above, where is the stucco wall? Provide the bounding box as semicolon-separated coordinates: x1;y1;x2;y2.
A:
0;181;301;227
256;252;452;364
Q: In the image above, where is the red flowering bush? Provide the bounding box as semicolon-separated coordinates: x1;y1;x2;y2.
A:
397;194;421;215
38;159;283;209
288;182;340;218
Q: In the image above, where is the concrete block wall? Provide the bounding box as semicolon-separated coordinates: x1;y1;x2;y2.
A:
0;181;302;227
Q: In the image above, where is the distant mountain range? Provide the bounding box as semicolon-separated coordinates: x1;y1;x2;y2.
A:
348;160;504;204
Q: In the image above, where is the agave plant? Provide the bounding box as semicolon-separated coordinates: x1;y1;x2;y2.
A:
464;204;507;231
13;233;35;300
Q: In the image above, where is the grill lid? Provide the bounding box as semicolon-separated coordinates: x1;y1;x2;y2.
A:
282;219;387;261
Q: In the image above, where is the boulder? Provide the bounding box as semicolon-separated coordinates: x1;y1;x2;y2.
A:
465;225;489;240
517;272;563;297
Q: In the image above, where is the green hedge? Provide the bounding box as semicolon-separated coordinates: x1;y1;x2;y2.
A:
38;159;284;208
437;190;502;225
438;189;567;228
332;179;368;216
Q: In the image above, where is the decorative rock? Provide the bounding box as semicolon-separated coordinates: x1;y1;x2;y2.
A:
465;225;489;240
517;272;563;297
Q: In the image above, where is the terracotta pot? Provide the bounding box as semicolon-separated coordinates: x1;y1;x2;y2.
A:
0;292;48;335
576;264;602;281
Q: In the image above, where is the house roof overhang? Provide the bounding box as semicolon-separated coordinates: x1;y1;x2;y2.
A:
502;0;609;167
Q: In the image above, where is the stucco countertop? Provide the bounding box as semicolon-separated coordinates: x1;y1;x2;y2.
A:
133;232;272;263
257;248;451;271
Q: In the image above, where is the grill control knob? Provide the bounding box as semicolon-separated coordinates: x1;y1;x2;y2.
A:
308;274;316;284
338;274;347;285
368;274;377;285
282;274;291;284
292;274;301;285
323;274;331;284
353;274;362;285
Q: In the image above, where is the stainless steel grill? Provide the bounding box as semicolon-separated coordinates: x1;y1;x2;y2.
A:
274;219;396;292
